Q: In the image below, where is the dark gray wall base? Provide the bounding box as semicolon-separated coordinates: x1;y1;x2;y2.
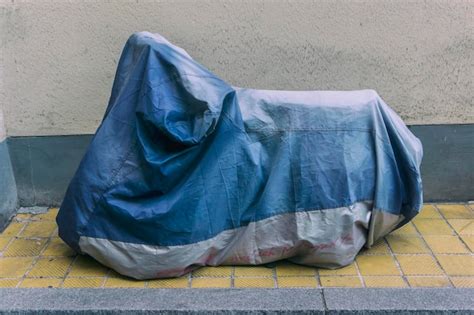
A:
0;288;472;314
408;124;474;202
6;124;474;208
7;135;93;207
0;139;18;231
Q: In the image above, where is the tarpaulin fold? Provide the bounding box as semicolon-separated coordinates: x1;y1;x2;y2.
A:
57;32;423;279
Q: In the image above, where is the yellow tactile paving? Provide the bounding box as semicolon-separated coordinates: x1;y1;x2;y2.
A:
0;222;25;237
234;266;273;277
20;278;62;288
191;278;231;288
234;277;275;288
360;239;391;255
413;219;454;235
277;277;317;288
460;235;474;252
19;221;57;237
319;276;362;287
27;257;73;278
68;255;109;277
318;263;358;276
0;257;34;277
385;235;430;254
406;277;451;288
148;277;189;288
62;277;104;288
436;255;474;276
0;237;11;251
192;266;232;277
450;277;474;288
275;262;316;276
356;255;400;276
364;276;407;288
448;219;474;235
0;205;472;288
423;236;469;254
390;222;418;236
416;205;443;219
42;237;76;256
0;279;21;288
3;238;47;257
437;204;473;219
104;276;146;288
396;255;443;275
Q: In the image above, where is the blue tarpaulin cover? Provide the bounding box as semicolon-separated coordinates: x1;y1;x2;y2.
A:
57;32;423;279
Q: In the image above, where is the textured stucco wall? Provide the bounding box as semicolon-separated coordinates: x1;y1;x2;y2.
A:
1;0;473;136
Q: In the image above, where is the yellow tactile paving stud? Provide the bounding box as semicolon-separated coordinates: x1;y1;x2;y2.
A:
0;204;472;288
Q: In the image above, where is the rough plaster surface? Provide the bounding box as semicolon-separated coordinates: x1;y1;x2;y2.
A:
1;0;473;136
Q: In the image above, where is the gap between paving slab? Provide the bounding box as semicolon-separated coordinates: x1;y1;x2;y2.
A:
0;288;473;314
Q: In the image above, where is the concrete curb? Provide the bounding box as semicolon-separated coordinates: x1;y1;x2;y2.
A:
0;288;472;314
